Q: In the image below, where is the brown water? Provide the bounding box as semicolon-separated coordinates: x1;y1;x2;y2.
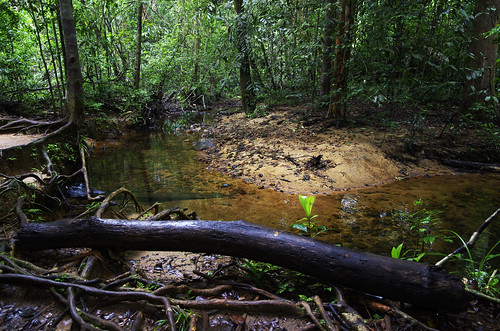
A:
88;132;500;260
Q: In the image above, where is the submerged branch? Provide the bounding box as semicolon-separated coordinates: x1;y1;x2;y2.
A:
436;208;500;267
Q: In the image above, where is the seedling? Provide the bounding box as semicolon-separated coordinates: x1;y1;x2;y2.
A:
290;195;328;238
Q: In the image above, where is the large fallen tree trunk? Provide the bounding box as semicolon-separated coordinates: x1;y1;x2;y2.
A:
14;217;468;310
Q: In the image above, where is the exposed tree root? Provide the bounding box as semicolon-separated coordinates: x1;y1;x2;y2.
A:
0;117;73;153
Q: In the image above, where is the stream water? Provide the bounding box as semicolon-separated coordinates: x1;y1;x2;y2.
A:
88;132;500;262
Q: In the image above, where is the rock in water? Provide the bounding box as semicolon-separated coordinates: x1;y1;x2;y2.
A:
195;138;215;151
66;183;105;198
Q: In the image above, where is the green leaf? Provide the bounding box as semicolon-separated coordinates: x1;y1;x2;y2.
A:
412;252;426;262
298;195;315;218
391;243;403;259
291;223;308;233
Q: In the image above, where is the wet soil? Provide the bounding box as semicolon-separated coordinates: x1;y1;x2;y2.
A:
199;105;473;195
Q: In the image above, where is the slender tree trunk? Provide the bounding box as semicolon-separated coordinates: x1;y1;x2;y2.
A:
320;0;336;100
134;2;143;89
39;0;63;114
234;0;256;115
259;40;277;90
463;0;500;117
328;0;354;119
51;7;65;115
27;3;56;110
59;0;85;124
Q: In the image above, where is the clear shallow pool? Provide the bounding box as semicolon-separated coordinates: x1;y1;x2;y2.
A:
88;132;500;260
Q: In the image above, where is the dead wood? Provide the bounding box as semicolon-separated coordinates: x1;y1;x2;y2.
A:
301;300;326;331
313;295;337;331
441;158;500;172
436;208;500;267
14;217;469;310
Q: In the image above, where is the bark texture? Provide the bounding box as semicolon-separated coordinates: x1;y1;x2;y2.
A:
58;0;84;123
14;218;468;310
234;0;256;115
463;0;500;113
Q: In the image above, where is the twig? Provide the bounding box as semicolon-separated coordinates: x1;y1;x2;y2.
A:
95;187;143;218
67;287;89;330
148;207;190;221
313;295;337;331
301;300;326;331
326;303;351;330
3;253;51;274
436;208;500;267
0;253;31;275
80;255;97;279
153;284;232;297
169;298;304;316
0;273;180;325
51;288;124;331
80;146;105;201
331;287;369;331
15;196;28;226
465;287;500;304
133;202;159;220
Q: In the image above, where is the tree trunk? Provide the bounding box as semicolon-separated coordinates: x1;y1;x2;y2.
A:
134;2;143;89
59;0;84;124
320;0;336;100
234;0;256;115
14;218;468;310
463;0;500;115
328;0;354;119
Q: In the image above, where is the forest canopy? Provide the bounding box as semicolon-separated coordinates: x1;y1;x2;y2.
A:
0;0;499;125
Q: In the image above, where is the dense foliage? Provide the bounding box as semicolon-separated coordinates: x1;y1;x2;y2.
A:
0;0;499;124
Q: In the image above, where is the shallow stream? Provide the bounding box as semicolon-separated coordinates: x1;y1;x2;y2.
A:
88;132;500;262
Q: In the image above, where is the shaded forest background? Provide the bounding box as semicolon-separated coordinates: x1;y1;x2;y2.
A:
1;0;499;153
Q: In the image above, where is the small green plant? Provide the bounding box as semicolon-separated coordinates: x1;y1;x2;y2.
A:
155;307;199;331
239;259;280;284
46;143;76;162
391;199;451;262
451;231;500;297
246;104;268;118
390;243;425;262
86;201;102;211
290;195;327;238
26;208;44;222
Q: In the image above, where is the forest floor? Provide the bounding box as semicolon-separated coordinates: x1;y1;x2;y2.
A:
1;102;500;330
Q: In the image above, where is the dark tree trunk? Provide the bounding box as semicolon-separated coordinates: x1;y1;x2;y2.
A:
14;218;468;310
328;0;354;119
320;0;336;100
134;2;143;89
59;0;84;124
234;0;256;115
463;0;500;116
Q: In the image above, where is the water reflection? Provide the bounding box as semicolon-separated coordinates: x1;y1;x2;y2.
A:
89;132;500;259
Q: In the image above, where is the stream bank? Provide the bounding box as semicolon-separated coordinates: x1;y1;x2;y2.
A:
199;105;497;195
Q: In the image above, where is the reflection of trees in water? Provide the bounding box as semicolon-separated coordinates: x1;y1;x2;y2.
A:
89;133;240;205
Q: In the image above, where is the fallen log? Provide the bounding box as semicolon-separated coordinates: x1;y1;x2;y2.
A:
441;158;500;172
13;217;468;310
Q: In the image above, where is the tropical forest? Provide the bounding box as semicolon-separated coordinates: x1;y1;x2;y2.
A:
1;0;500;330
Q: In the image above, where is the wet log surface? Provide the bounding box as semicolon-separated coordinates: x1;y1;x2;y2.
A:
14;217;468;310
